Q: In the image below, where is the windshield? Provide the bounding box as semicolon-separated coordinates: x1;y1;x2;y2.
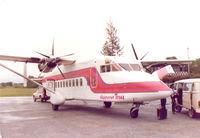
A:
100;63;141;73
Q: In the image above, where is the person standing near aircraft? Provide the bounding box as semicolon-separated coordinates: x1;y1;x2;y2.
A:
170;84;177;114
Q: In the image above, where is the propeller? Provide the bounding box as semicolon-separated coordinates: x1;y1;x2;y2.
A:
131;43;138;60
131;43;150;60
34;51;50;58
140;51;150;60
57;65;65;79
34;40;74;74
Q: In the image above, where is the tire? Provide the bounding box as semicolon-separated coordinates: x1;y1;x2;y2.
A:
188;108;196;118
52;104;59;111
175;105;182;113
33;96;36;102
104;102;112;108
130;108;139;118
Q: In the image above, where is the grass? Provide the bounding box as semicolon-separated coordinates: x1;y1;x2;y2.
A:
0;87;36;97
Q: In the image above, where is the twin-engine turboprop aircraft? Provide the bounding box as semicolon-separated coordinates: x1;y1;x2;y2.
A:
0;44;173;120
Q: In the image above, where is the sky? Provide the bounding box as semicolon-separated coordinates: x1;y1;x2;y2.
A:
0;0;200;82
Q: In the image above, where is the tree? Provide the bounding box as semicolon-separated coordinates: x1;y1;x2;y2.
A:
101;20;123;56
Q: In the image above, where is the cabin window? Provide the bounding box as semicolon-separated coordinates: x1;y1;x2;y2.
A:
63;81;65;87
72;80;75;87
80;79;83;86
55;82;57;88
60;81;62;88
66;80;68;87
76;79;79;87
69;80;71;87
58;81;60;88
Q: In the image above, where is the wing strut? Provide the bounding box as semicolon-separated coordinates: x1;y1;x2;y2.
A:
0;62;55;94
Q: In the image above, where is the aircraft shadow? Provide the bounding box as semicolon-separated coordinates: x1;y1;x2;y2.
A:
57;103;132;119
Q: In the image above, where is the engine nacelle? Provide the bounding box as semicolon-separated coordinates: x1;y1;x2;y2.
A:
38;62;57;73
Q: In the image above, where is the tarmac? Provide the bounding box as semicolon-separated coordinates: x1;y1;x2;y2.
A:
0;96;200;138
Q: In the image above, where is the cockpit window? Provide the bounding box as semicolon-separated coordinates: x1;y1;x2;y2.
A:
100;65;111;73
130;64;141;71
100;63;141;73
100;64;121;73
119;64;132;71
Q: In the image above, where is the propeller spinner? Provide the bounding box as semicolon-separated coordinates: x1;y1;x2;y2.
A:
35;40;74;74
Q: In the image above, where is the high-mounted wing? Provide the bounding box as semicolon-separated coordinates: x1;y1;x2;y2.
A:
0;55;41;63
0;40;75;73
141;60;194;68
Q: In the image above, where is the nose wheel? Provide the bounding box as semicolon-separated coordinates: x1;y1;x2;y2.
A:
130;103;140;118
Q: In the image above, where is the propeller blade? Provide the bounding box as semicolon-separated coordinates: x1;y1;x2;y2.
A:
34;51;50;58
140;51;150;60
57;65;65;79
59;53;74;58
131;43;138;60
52;40;54;56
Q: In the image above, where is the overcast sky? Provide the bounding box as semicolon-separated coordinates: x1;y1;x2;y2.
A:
0;0;200;82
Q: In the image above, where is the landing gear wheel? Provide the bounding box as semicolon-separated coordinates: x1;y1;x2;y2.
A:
52;104;59;111
33;96;36;102
104;102;112;108
175;105;182;112
130;108;139;118
188;108;196;118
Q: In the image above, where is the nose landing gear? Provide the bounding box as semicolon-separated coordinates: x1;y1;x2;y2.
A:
130;103;140;118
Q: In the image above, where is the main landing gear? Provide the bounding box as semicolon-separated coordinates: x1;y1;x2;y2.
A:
104;102;112;108
157;98;167;120
130;103;140;118
52;104;59;111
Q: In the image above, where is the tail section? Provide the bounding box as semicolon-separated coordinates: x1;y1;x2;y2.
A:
152;65;174;80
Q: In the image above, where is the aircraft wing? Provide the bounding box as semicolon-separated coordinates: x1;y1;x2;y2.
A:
57;57;76;65
0;55;41;63
141;59;194;68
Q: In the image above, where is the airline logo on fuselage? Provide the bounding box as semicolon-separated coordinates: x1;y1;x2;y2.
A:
100;94;124;100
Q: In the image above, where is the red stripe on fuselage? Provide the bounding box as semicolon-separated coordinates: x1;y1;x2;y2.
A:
42;67;170;93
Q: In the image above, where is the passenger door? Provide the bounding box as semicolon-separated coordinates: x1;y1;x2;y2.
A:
46;80;55;96
90;68;98;88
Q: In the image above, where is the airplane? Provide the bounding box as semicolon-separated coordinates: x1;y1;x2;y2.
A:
0;43;173;120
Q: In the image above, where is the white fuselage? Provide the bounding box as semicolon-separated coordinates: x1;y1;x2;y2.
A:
42;57;172;105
